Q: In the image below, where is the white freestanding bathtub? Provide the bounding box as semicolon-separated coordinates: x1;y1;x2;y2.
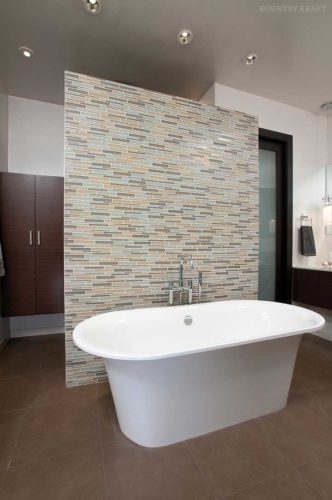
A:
73;300;324;447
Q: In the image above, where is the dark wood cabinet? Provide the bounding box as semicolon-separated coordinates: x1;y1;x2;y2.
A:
35;176;64;314
293;268;332;310
1;173;64;316
1;174;36;316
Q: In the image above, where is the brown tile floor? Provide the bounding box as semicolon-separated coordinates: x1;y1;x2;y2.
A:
0;333;332;499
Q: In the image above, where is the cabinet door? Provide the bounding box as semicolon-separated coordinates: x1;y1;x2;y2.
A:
35;176;64;314
317;272;332;310
1;173;36;316
292;269;320;306
293;268;332;310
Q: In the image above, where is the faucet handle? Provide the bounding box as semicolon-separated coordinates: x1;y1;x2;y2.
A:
178;254;194;267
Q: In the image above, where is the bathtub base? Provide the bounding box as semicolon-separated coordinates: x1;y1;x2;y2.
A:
104;335;301;447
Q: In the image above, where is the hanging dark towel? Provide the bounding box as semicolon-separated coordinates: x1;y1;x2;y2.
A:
300;226;316;256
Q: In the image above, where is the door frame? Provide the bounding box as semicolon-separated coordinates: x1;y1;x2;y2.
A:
259;128;293;304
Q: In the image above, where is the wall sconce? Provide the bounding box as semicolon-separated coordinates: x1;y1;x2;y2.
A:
323;200;332;234
323;200;332;235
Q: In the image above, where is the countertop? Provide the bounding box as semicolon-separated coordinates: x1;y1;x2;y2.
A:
293;265;332;272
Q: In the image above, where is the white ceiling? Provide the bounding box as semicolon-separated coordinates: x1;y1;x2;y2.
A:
1;0;332;112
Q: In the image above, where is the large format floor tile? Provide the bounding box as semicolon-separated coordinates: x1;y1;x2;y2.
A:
290;387;332;419
254;393;332;466
186;421;291;498
0;411;23;469
225;469;321;500
299;454;332;500
0;367;111;412
35;368;110;407
0;376;44;412
66;380;111;403
102;440;218;500
1;448;106;500
0;353;44;381
0;341;64;382
96;395;124;446
3;334;64;357
11;399;100;466
290;336;332;394
0;336;66;412
1;332;332;499
0;468;7;495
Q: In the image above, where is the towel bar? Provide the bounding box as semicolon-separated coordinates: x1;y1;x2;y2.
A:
298;214;312;227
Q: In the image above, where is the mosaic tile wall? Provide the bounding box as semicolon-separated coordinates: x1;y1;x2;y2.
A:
64;71;259;387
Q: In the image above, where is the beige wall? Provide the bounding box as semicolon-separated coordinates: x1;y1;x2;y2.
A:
8;96;64;177
6;96;65;336
202;83;329;266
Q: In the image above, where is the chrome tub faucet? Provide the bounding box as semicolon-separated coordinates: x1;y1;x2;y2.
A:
168;256;202;306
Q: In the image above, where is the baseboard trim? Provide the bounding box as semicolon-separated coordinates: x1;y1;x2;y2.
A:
10;326;65;338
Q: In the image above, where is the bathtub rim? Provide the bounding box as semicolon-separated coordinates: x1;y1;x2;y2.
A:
73;300;325;361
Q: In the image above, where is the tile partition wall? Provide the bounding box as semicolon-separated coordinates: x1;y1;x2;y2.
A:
64;72;259;386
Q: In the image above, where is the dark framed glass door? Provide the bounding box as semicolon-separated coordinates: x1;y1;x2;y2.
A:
259;129;293;303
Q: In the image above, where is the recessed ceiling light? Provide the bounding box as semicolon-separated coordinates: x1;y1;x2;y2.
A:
18;46;33;58
82;0;103;15
243;53;258;65
177;30;193;45
320;102;332;114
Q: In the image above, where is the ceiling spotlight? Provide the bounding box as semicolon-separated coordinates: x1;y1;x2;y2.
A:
177;30;193;45
18;47;34;58
320;102;332;115
83;0;103;15
243;53;258;65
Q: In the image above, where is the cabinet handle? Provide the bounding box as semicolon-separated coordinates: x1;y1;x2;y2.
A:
29;230;33;246
37;230;41;246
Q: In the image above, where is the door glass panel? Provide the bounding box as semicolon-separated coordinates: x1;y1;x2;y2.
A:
259;148;277;301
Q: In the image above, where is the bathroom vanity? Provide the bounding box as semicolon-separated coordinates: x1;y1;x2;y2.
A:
293;267;332;310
